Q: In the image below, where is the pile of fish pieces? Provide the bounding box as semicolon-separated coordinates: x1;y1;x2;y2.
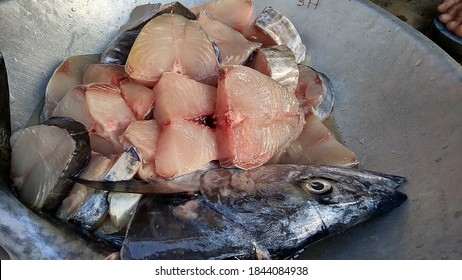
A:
9;0;375;258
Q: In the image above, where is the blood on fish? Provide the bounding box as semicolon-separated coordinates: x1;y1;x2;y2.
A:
215;65;302;169
153;72;217;127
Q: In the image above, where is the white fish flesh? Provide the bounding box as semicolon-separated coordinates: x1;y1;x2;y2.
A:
197;10;261;65
270;113;358;167
43;54;100;118
10;117;90;212
191;0;253;33
51;86;94;130
155;118;218;178
125;13;220;87
152;72;216;127
82;64;127;85
119;79;156;120
120;120;160;181
85;83;136;152
215;65;302;169
100;2;196;65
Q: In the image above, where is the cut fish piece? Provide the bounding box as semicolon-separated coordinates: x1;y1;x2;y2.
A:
215;65;301;169
85;83;136;151
56;152;114;221
43;54;100;118
119;79;156;120
295;64;335;120
69;148;141;231
101;2;196;65
120;120;161;180
191;0;253;33
51;86;94;131
197;10;261;65
243;6;307;63
107;192;142;232
270;113;358;167
101;3;162;64
247;45;299;94
155;119;218;178
125;13;220;87
82;64;127;85
153;72;217;127
10;117;90;212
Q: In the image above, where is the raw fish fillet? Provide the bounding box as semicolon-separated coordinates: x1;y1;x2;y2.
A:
52;86;94;130
270;113;358;167
100;2;196;65
121;120;161;180
43;54;100;118
153;72;216;127
82;64;127;85
119;79;156;120
10;118;90;212
125;13;219;87
215;65;302;169
191;0;253;33
197;10;261;65
155;119;218;178
85;84;136;152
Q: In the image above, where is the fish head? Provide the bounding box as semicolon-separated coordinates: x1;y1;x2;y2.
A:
293;165;407;233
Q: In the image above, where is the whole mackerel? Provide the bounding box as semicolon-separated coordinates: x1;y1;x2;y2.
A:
77;162;408;259
0;53;117;260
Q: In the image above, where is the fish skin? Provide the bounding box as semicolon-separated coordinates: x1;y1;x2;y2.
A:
0;186;117;260
83;164;407;260
69;147;141;231
0;54;117;259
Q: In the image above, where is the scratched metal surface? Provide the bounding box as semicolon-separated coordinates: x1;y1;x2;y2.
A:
0;0;461;259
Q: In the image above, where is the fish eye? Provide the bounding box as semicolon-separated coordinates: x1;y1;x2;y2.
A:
302;179;333;195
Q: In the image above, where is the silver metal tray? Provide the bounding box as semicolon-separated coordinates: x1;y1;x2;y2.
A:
0;0;461;259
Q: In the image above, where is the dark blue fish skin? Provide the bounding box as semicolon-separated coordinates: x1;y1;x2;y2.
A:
121;165;407;260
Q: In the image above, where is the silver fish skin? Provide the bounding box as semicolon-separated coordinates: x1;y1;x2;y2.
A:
106;164;407;260
69;147;141;231
0;53;116;260
0;186;118;260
